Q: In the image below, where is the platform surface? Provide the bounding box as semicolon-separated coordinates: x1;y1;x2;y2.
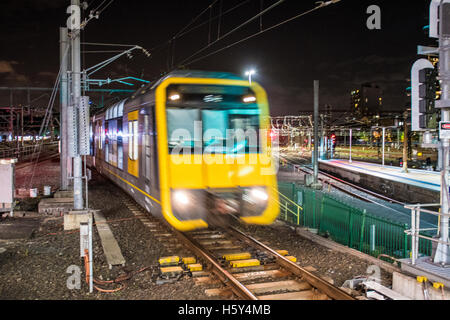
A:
400;257;450;288
320;160;441;192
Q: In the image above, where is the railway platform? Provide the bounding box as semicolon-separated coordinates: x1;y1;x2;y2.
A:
319;160;440;204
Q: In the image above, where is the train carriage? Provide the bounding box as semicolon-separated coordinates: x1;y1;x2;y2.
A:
89;70;279;231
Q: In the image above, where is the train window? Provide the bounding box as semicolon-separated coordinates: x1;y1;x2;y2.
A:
118;119;123;170
167;107;261;154
105;121;109;163
167;109;201;151
128;120;139;160
118;101;124;117
96;123;102;150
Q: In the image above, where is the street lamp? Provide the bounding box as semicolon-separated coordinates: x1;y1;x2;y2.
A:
245;70;256;85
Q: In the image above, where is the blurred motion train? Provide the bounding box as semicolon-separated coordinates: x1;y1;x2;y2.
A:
88;71;279;231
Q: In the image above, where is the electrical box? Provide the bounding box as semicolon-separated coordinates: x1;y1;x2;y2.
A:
0;159;17;215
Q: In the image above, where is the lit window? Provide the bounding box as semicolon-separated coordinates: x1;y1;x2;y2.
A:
128;120;139;161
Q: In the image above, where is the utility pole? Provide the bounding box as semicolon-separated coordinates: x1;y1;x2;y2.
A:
402;111;409;173
349;128;353;163
70;0;84;210
382;127;386;166
312;80;322;190
60;27;70;191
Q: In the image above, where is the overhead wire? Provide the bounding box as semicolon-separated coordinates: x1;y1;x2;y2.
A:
175;0;286;68
180;1;340;67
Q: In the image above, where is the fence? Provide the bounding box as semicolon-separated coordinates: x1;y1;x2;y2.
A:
0;141;59;160
277;182;434;259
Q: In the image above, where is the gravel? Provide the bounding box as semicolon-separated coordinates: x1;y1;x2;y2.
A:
0;161;213;300
237;222;393;288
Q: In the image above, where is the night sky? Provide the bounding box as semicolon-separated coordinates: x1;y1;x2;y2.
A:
0;0;436;116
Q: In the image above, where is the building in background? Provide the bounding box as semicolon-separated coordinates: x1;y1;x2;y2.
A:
350;83;383;117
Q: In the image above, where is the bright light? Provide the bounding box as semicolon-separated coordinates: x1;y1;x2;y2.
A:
174;191;189;205
250;189;268;202
245;69;256;85
169;93;181;101
243;96;257;103
245;70;256;76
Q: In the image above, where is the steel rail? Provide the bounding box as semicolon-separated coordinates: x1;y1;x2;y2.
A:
170;227;258;300
227;226;355;300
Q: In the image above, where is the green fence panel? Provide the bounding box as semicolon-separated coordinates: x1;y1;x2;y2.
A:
276;182;434;260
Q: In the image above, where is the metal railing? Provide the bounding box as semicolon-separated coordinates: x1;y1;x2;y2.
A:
274;188;303;225
404;204;449;265
277;182;419;259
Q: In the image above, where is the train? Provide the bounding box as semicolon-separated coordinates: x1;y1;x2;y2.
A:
88;70;279;231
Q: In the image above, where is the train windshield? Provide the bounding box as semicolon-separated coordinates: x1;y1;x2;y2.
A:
167;108;261;154
166;84;262;154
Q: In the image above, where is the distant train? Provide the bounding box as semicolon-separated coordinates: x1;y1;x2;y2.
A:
88;71;279;231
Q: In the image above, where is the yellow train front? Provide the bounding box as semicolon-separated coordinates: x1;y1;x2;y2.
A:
91;71;279;231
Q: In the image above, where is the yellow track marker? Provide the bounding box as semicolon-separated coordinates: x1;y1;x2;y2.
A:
186;264;203;272
159;256;180;266
417;276;428;283
160;266;184;275
276;250;289;256
230;259;261;268
223;253;252;261
433;282;444;290
182;257;197;265
286;256;297;263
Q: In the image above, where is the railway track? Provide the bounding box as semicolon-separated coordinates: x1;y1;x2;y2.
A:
121;194;355;301
280;155;405;206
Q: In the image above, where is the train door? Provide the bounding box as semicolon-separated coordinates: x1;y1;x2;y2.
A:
142;107;158;192
143;114;151;189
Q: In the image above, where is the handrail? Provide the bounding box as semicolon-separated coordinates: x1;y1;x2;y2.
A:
276;188;304;210
405;203;450;265
274;188;303;224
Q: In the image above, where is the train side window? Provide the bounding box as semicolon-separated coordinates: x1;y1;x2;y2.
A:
128;120;139;161
118;119;123;170
98;124;103;150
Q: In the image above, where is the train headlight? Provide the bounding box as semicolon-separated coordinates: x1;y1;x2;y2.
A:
250;188;268;201
243;96;257;103
241;187;269;217
243;187;269;204
174;191;190;205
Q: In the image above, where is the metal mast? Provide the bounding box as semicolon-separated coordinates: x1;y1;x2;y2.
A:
434;0;450;264
70;0;84;210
